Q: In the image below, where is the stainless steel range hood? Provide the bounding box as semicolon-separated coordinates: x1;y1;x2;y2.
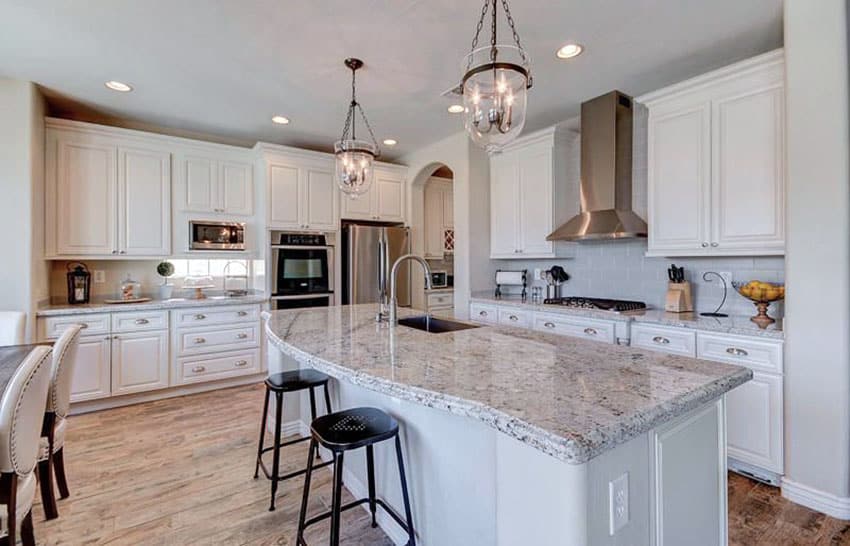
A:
547;91;647;241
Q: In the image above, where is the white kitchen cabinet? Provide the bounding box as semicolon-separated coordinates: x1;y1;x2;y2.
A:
175;152;253;215
117;147;171;256
341;164;407;223
630;323;697;357
497;308;532;328
469;303;499;324
489;127;575;259
724;371;783;473
111;330;169;396
424;177;453;258
642;50;785;257
70;335;112;403
532;312;617;345
265;152;339;231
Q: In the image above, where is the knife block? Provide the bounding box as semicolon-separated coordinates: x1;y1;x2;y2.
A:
664;281;694;313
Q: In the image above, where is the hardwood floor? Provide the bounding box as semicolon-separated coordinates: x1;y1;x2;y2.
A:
34;383;850;545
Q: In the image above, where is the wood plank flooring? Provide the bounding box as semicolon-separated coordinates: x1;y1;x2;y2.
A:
34;383;850;545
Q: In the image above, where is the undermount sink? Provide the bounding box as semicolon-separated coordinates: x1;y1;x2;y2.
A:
397;315;480;334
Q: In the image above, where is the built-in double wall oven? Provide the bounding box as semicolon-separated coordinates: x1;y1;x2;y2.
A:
270;232;334;310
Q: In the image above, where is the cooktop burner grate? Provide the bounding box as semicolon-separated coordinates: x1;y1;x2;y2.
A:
543;297;647;312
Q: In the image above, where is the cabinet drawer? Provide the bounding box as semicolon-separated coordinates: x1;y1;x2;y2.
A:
533;312;617;344
427;292;454;308
469;303;499;324
630;324;696;357
111;310;168;333
173;349;261;386
173;304;260;327
696;332;783;374
498;308;531;328
39;314;110;340
175;324;259;356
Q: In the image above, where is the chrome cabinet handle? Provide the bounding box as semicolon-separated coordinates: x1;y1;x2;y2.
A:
652;336;670;345
135;318;149;325
701;242;709;248
711;242;719;247
237;333;248;339
194;314;206;320
194;337;206;344
79;323;88;329
192;365;206;373
479;311;487;317
234;360;248;367
509;315;519;321
726;347;749;357
119;250;126;254
544;322;556;329
111;250;117;254
112;335;119;339
584;327;598;336
237;311;248;317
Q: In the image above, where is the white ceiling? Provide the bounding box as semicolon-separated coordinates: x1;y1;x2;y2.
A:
0;0;782;159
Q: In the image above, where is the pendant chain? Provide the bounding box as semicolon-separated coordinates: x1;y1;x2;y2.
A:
338;64;380;156
465;0;529;72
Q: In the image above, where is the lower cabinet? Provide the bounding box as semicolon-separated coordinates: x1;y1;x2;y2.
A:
71;335;112;403
111;330;169;396
469;303;499;324
724;371;783;474
469;302;622;345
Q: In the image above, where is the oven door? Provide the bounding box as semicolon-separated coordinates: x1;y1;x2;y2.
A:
271;245;333;296
272;294;334;310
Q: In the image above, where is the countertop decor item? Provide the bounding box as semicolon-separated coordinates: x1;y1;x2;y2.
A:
184;275;216;300
65;262;91;305
157;261;175;300
664;264;693;313
119;273;141;301
732;281;785;329
223;261;249;297
700;271;729;317
458;0;532;152
334;58;381;198
494;269;527;301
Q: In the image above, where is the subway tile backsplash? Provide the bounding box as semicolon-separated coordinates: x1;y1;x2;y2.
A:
492;238;785;317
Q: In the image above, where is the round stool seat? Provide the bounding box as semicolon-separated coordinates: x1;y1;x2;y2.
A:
265;369;330;392
311;407;399;452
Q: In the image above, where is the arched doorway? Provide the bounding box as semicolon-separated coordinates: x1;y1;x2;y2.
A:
409;163;454;309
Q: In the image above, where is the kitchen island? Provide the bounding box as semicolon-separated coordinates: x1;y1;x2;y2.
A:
265;304;751;546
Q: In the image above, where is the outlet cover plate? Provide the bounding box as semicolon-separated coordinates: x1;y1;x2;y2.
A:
609;472;629;535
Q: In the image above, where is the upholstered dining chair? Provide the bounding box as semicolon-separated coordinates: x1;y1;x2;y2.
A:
0;345;53;546
37;324;81;520
0;312;25;347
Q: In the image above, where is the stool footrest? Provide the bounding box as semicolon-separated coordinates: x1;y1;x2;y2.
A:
259;434;311;457
301;496;412;535
256;457;333;482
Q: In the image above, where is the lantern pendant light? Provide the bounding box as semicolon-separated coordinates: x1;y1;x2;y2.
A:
334;58;381;198
460;0;532;153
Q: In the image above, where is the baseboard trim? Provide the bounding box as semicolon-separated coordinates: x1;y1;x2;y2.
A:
782;478;850;520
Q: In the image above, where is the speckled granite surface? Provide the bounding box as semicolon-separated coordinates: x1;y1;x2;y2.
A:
265;304;751;464
469;293;784;340
36;293;267;317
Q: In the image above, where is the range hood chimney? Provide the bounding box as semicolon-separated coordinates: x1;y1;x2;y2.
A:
547;91;647;241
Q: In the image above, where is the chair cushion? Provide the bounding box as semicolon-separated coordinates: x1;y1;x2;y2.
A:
265;369;330;392
310;407;398;452
0;471;36;537
38;417;67;461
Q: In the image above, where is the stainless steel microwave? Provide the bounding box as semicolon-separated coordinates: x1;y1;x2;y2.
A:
189;220;245;251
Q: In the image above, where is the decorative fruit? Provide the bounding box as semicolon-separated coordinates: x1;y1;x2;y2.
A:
732;280;785;303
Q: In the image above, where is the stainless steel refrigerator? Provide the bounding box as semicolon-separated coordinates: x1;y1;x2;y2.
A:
341;223;410;307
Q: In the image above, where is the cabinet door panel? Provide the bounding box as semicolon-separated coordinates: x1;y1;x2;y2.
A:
112;331;169;395
442;185;454;228
182;155;217;212
424;184;444;257
518;144;554;256
726;371;783;472
220;161;253;215
712;87;784;252
56;140;117;255
375;174;404;222
341;188;374;220
490;153;519;257
268;164;301;228
648;104;711;253
304;167;338;230
70;336;111;402
118;147;171;256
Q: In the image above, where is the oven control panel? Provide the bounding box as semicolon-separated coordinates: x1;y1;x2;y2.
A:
279;233;327;246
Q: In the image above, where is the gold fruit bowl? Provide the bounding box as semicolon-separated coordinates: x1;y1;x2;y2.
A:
732;281;785;329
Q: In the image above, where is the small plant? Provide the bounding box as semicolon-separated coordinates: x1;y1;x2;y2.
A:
156;261;175;285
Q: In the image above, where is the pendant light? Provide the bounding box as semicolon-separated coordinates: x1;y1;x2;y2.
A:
460;0;532;153
334;58;380;198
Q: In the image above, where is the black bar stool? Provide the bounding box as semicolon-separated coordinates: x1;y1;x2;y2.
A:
254;369;334;511
296;407;416;546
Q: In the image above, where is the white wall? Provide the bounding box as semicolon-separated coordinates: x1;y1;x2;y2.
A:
0;79;47;341
782;0;850;510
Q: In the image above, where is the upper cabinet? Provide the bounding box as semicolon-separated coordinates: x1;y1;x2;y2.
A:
261;148;339;232
46;123;171;257
174;151;253;216
489;127;577;259
642;50;785;257
341;164;407;223
424;177;453;258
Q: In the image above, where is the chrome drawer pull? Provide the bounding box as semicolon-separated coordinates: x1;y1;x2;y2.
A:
237;333;248;339
194;337;206;344
194;314;206;320
234;360;248;367
192;365;206;373
652;336;670;345
134;318;149;325
726;347;749;357
237;311;248;317
79;323;89;329
544;322;556;329
584;328;598;336
509;315;519;321
479;311;487;317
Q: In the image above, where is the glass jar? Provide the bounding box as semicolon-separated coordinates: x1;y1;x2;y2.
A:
120;273;141;301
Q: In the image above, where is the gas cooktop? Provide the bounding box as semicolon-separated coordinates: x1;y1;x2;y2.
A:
543;297;647;313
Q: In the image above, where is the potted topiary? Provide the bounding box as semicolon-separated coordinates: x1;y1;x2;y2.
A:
157;261;176;300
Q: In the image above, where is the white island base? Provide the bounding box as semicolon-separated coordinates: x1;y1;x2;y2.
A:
270;348;728;546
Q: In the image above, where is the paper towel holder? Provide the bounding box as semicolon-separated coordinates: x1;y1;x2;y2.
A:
495;269;528;301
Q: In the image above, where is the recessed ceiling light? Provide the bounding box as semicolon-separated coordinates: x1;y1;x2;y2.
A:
271;115;291;125
104;80;132;92
447;104;464;114
382;139;398;146
556;43;584;59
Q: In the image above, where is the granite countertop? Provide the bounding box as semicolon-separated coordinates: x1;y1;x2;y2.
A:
265;304;751;464
469;292;784;340
36;292;268;317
